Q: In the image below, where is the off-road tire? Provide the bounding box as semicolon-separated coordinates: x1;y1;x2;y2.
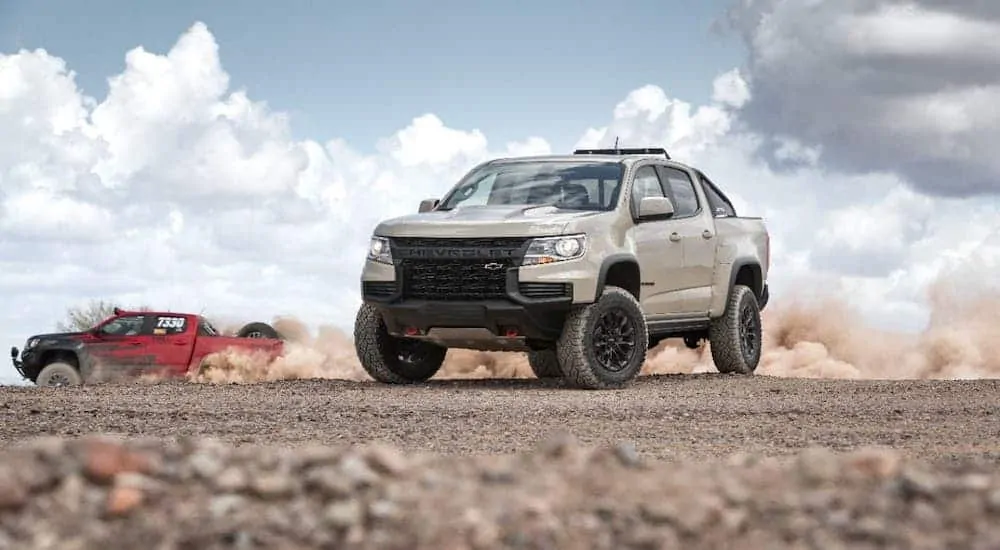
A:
527;350;562;378
708;284;762;374
354;303;447;384
556;286;648;390
36;362;83;387
237;322;281;340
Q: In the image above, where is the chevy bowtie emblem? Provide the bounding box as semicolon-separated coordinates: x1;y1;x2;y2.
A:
483;263;504;271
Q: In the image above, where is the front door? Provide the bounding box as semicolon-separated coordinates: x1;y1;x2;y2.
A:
629;164;687;316
84;313;157;379
656;165;719;314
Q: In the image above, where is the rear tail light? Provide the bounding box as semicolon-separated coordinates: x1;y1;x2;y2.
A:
764;230;771;272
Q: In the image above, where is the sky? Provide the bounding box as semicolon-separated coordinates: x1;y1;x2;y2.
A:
2;0;999;384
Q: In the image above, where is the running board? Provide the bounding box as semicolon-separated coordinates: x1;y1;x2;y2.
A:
645;316;710;338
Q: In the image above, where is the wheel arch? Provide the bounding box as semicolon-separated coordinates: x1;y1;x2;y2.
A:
726;259;764;304
595;254;641;300
30;349;82;384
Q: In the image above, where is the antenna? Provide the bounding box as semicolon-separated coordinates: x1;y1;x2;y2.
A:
613;136;619;151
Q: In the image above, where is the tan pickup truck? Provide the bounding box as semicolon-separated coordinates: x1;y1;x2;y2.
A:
355;147;771;389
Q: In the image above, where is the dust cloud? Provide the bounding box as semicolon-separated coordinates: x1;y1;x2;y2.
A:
189;279;1000;384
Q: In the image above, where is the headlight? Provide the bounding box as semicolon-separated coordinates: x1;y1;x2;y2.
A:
522;234;587;266
367;236;393;265
25;338;39;349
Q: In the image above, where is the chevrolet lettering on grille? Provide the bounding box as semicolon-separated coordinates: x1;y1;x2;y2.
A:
394;247;517;260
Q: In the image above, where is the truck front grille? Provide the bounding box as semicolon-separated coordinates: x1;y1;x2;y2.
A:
402;259;512;300
391;237;530;301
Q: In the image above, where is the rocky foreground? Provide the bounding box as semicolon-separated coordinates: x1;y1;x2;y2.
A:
1;434;999;550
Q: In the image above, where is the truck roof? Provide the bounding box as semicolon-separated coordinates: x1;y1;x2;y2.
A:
486;147;696;171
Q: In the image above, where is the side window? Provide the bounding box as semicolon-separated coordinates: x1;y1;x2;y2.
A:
153;315;188;335
659;167;700;218
98;315;147;336
699;175;737;217
630;165;666;211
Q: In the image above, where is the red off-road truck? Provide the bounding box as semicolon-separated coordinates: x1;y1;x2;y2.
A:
9;308;285;386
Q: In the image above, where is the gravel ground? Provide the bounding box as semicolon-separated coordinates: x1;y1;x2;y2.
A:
1;375;998;468
2;375;1000;548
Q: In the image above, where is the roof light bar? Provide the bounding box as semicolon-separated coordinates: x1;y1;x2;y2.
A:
573;147;671;159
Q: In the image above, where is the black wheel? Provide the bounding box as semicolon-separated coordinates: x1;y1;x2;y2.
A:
556;286;648;389
354;303;447;384
527;350;562;378
236;322;282;339
708;284;762;374
36;362;83;387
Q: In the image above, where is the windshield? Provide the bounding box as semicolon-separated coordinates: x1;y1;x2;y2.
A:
437;160;625;211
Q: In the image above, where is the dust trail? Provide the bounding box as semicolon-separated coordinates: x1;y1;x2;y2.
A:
190;279;1000;384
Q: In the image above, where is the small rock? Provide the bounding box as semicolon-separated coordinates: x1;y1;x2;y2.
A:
0;469;27;509
190;451;225;479
480;465;515;485
53;474;85;514
846;448;901;479
364;444;408;476
640;501;676;524
297;445;344;468
797;447;840;484
251;472;295;499
105;485;144;516
985;489;1000;513
956;474;992;492
899;467;938;499
215;467;248;492
339;454;381;488
536;431;578;459
83;439;152;484
209;495;245;518
717;474;751;504
613;442;640;467
325;499;364;528
306;466;354;499
368;499;400;521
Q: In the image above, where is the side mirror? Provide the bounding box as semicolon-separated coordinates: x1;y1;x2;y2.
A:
10;346;17;359
418;198;439;213
637;196;674;220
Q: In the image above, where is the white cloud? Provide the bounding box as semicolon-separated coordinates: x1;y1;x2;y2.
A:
1;17;997;386
721;0;1000;196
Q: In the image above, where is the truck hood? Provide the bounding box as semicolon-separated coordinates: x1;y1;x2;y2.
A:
374;205;604;238
27;331;85;342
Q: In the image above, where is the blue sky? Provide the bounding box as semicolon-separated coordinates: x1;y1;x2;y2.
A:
1;0;744;153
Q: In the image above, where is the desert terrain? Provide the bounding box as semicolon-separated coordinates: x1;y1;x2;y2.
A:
2;290;999;549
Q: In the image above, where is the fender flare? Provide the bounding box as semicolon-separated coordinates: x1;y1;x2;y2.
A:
725;258;767;310
595;254;641;299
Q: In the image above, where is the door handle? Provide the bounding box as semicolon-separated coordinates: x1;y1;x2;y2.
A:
702;230;714;239
669;232;681;242
129;341;142;346
172;340;188;346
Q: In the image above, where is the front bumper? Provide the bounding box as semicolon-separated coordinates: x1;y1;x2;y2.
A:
372;297;572;344
362;262;575;347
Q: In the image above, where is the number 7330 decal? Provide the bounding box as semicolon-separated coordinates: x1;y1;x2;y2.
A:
156;316;186;329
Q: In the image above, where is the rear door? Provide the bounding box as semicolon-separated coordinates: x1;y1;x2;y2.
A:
147;314;195;375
